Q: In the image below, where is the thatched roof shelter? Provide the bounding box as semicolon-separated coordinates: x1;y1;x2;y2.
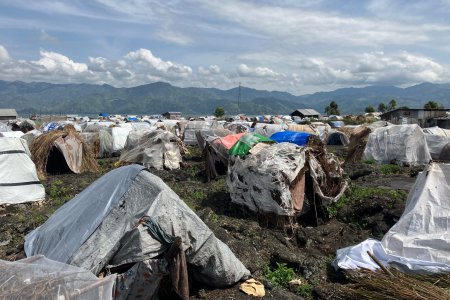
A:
30;125;98;179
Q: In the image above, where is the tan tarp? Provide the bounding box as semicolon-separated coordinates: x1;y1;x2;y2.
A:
53;135;83;174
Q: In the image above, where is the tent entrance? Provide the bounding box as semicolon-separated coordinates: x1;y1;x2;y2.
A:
46;146;72;174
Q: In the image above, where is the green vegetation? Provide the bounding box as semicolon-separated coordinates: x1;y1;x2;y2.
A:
388;99;397;111
380;164;401;175
214;106;225;118
424;100;443;109
325;100;340;115
263;262;297;288
378;102;387;113
327;185;406;219
296;284;313;298
363;159;376;164
364;105;376;113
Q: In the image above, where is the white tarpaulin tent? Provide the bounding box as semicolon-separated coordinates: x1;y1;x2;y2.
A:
334;163;450;273
364;124;431;166
25;165;249;298
183;120;219;145
0;255;116;300
424;134;450;160
0;137;45;205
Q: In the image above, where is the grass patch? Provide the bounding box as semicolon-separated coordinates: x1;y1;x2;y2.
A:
297;284;313;298
379;164;401;175
363;159;376;165
327;185;406;219
263;262;296;288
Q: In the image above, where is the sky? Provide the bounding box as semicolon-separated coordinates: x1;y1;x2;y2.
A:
1;0;450;95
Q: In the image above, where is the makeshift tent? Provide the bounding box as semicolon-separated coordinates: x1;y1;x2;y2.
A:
21;129;42;147
224;122;251;133
228;141;348;216
0;131;24;138
440;143;450;161
0;255;116;300
105;127;132;153
195;128;233;153
123;128;155;150
183;120;219;145
324;130;350;146
0;137;45;205
203;133;245;181
329;121;344;128
80;130;114;158
287;124;319;135
423;126;450;136
120;130;182;170
0;122;9;132
253;123;287;137
229;133;274;157
363;124;431;166
270;131;312;146
424;134;450;160
345;126;372;164
25;165;250;299
30;126;98;179
334;163;450;273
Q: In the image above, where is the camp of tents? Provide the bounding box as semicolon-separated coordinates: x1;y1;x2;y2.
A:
1;112;450;298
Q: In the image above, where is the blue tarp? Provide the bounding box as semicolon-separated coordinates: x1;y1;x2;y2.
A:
99;113;108;117
43;122;59;132
270;131;311;146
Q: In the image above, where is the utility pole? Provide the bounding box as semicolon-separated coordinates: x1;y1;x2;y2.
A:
237;82;241;113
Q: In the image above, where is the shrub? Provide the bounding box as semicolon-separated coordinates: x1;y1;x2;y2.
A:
263;262;296;287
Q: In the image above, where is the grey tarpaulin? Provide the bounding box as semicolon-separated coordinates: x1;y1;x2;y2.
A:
120;130;182;170
227;142;347;216
25;165;249;288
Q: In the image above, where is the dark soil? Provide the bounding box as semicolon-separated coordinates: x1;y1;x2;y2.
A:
0;146;421;299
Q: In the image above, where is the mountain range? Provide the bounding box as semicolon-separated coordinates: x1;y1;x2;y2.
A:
1;80;449;116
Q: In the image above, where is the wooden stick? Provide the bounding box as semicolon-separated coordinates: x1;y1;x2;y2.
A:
367;251;394;277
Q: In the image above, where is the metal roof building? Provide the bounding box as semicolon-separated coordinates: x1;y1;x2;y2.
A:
290;108;321;119
0;109;18;120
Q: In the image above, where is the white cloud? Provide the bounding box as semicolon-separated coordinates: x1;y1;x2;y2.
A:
237;64;280;78
39;29;58;42
0;45;448;95
0;45;10;61
33;50;88;74
198;65;221;75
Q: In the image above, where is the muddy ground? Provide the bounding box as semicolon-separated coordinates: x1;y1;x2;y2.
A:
0;146;422;299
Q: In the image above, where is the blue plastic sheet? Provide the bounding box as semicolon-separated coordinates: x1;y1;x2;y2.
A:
270;131;311;146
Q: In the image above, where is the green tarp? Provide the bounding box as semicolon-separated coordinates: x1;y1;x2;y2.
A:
229;133;274;157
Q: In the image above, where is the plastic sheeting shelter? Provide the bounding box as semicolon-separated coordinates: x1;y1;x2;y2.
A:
25;165;249;297
334;163;450;273
364;124;431;166
228;142;348;216
0;137;45;205
425;134;450;161
183;120;219;145
0;255;116;300
253;123;287;137
203;133;245;181
325;131;350;146
120;130;182;170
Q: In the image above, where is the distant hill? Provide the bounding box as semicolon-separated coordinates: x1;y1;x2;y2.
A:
0;80;449;116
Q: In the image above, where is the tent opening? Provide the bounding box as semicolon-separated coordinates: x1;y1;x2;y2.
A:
46;146;72;174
